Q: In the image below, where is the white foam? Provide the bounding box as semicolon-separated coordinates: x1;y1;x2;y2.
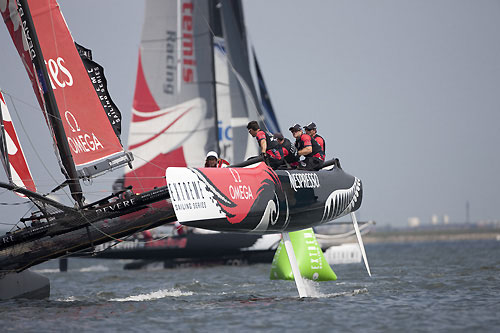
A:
110;289;193;302
55;296;77;302
32;268;60;274
33;265;109;274
78;265;109;272
302;279;322;297
321;288;369;298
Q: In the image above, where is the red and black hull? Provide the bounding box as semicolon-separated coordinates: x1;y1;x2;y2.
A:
166;163;362;233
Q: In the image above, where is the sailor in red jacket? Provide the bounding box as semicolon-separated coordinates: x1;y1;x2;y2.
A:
247;121;284;169
304;122;342;169
289;123;324;170
304;122;325;161
273;132;298;166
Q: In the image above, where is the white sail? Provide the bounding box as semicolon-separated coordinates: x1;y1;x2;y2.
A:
124;0;217;193
0;90;36;195
123;0;281;193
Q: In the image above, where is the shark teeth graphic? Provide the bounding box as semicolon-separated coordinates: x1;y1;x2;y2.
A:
322;177;361;222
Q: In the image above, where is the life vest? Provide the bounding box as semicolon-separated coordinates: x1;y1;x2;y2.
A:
312;134;326;161
280;138;299;163
217;159;230;167
295;133;324;160
256;130;283;160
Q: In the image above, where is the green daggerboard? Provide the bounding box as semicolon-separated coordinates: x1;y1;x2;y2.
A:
270;228;337;281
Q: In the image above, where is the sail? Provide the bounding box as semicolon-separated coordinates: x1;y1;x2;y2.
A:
212;37;231;161
218;0;264;162
253;49;281;134
0;90;36;194
213;36;251;165
1;0;128;176
210;1;259;163
124;0;217;193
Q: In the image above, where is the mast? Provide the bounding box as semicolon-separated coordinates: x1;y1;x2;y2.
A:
0;103;11;181
209;0;220;156
18;0;84;206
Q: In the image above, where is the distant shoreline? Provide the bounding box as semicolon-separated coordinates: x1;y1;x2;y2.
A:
362;227;500;244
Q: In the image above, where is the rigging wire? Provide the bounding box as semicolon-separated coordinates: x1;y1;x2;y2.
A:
0;201;30;206
5;91;73;203
2;89;130;200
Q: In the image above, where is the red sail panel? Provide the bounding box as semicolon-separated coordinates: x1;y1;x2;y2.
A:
1;1;46;112
3;0;124;167
0;91;36;194
28;0;124;166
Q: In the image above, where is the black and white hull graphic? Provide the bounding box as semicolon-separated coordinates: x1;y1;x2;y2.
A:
322;177;362;222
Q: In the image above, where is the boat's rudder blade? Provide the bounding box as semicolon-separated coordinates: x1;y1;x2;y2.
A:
0;270;50;300
270;228;337;281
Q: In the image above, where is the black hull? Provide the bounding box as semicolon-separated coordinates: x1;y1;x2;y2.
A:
122;251;275;270
166;164;362;233
0;199;176;273
74;232;278;269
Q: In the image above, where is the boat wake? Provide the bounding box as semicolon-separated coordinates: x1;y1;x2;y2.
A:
109;289;193;302
297;280;369;298
55;296;78;302
78;265;109;272
322;288;369;298
33;265;109;274
32;268;60;274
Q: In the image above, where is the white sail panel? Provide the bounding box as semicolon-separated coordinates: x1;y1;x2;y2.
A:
213;37;234;163
0;91;36;194
125;0;217;193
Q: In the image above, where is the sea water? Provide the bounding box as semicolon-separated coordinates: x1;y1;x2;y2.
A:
1;240;499;332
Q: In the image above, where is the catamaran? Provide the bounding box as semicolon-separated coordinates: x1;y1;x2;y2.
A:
0;0;366;299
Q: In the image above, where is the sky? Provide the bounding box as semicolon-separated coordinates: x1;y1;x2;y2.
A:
1;0;500;230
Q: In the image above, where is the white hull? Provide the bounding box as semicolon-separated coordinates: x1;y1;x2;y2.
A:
0;270;50;300
324;243;362;265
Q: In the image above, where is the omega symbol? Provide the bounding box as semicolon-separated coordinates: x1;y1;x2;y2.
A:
229;168;241;183
65;111;80;133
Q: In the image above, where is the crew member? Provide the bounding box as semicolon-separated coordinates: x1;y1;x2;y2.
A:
289;123;324;171
205;151;219;167
304;122;341;169
304;122;325;160
204;151;230;168
273;132;298;167
247;121;283;169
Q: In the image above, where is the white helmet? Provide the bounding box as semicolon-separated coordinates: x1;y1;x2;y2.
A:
206;151;218;159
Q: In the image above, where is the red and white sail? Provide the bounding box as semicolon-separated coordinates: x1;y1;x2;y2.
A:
124;0;281;193
0;90;36;194
124;0;218;193
1;0;126;171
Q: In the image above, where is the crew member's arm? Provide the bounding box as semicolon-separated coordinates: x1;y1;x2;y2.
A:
256;131;267;154
316;137;325;152
298;146;312;156
298;135;312;156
